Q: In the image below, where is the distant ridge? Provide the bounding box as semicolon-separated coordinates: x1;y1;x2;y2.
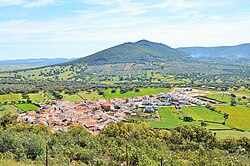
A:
177;43;250;61
65;40;190;66
0;58;76;66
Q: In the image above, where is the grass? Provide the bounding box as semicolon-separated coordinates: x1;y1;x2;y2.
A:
0;105;19;116
77;91;104;100
149;106;233;130
235;90;250;97
15;104;40;111
104;88;170;99
0;159;37;166
205;123;231;129
45;92;57;100
215;105;250;131
182;106;224;123
149;107;197;128
206;93;249;104
0;94;23;103
29;93;45;102
60;92;83;102
214;130;250;139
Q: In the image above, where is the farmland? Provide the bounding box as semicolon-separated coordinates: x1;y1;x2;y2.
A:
104;88;170;99
15;104;40;111
28;93;46;102
149;106;231;130
60;92;83;102
77;91;104;100
149;107;197;128
215;130;250;138
235;90;250;97
181;106;224;123
215;105;250;131
0;94;23;103
206;93;249;104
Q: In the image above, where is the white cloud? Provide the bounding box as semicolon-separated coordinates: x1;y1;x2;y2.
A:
0;0;249;59
23;0;56;8
0;0;24;6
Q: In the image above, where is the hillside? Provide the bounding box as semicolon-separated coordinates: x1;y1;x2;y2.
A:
66;40;190;65
177;43;250;61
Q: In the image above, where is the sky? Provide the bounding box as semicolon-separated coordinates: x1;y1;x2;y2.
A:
0;0;250;60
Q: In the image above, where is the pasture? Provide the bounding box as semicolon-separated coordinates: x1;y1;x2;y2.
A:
215;105;250;131
214;130;250;139
15;104;40;111
28;93;45;102
60;92;83;102
104;88;170;99
0;94;23;103
206;93;249;104
77;91;104;100
182;106;224;123
45;92;57;100
149;107;197;128
235;90;250;97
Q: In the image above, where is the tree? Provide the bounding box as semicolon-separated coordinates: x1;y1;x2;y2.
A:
231;97;236;106
223;113;229;124
0;113;18;127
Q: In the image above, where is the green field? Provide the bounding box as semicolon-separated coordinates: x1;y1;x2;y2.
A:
15;104;39;111
77;91;104;100
215;105;250;131
0;94;23;103
149;106;230;130
104;88;170;99
45;92;57;100
182;106;224;123
28;93;45;102
60;92;83;102
235;90;250;97
206;93;249;104
149;107;196;128
0;105;19;116
214;130;250;139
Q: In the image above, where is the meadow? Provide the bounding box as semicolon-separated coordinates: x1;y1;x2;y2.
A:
235;90;250;97
28;93;46;102
15;104;40;111
215;130;250;138
215;105;250;131
0;94;23;103
149;107;197;128
181;106;224;123
104;88;170;99
77;91;104;100
206;93;249;104
60;92;83;102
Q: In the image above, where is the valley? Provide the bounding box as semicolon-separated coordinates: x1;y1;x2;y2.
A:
0;40;249;166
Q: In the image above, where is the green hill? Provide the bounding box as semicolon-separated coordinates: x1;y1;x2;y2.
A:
177;43;250;61
66;40;190;65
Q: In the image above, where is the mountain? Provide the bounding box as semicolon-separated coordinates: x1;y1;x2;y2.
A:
66;40;190;65
0;58;76;66
177;43;250;61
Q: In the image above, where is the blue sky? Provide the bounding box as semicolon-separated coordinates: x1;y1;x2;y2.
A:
0;0;250;60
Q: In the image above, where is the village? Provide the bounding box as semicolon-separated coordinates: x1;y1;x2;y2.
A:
17;88;206;135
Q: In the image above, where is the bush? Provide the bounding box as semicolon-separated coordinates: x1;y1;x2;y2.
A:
98;91;104;95
183;116;194;122
135;88;140;92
